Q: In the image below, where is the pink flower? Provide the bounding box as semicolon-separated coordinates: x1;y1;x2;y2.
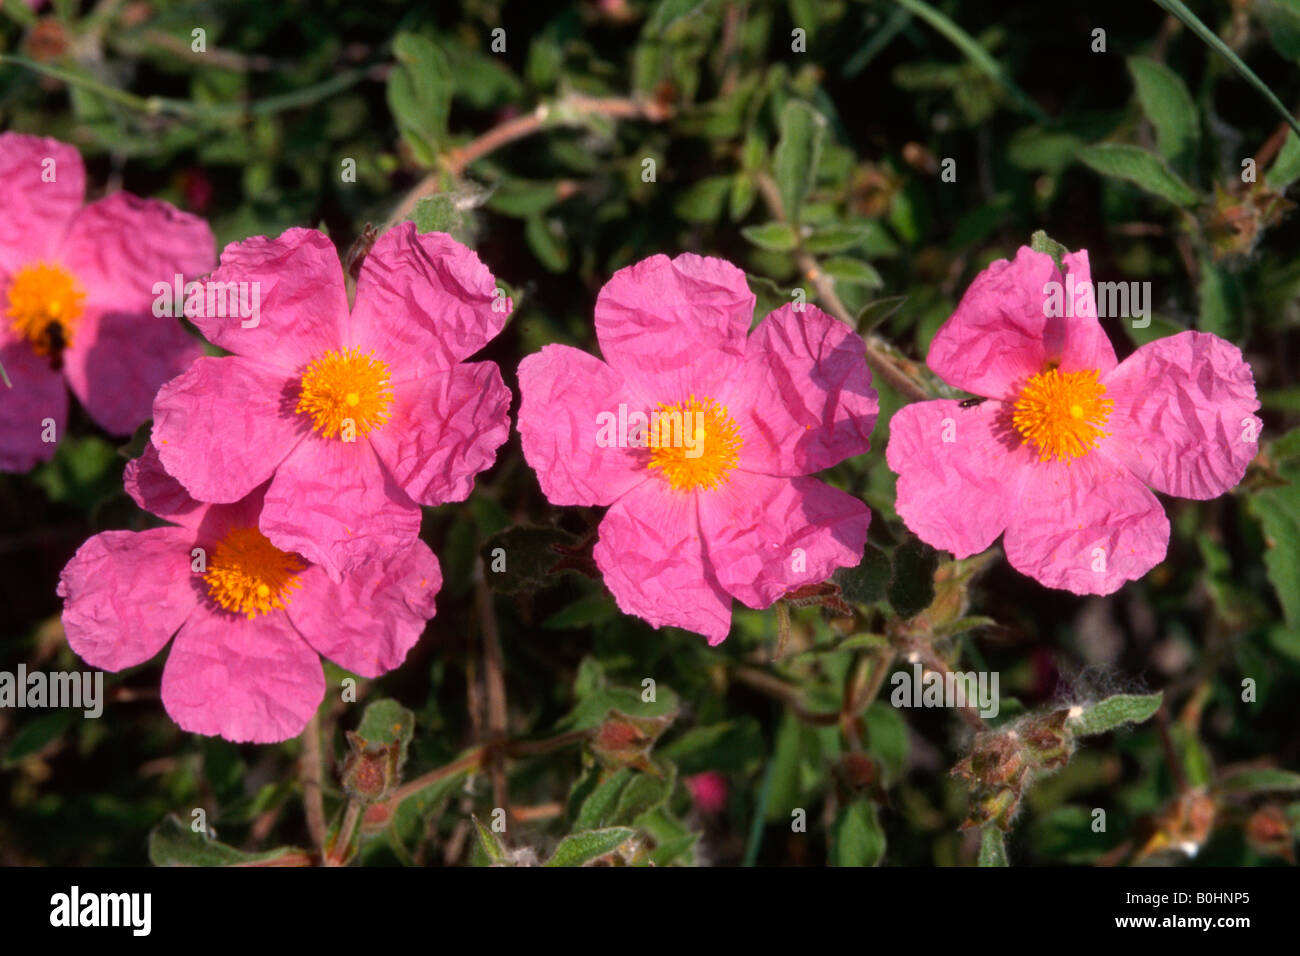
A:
57;444;440;743
687;771;729;815
151;224;512;580
0;133;213;471
517;253;876;644
886;246;1261;595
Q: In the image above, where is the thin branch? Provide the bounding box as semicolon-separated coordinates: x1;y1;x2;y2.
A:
754;172;931;401
299;710;327;853
384;93;673;229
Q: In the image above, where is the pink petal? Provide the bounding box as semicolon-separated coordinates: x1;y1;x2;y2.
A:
885;399;1033;558
0;133;84;276
59;193;214;312
260;435;421;581
731;303;877;476
349;223;509;378
699;472;869;608
0;341;66;472
1102;331;1261;500
516;344;647;506
161;606;325;743
594;253;752;404
927;248;1118;400
593;479;733;644
62;307;203;436
58;527;201;671
369;360;510;506
124;442;212;529
153;355;303;503
287;539;440;678
189;228;350;370
1002;452;1170;595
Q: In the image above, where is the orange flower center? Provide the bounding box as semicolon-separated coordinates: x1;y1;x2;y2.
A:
1012;367;1113;463
204;526;306;619
5;262;85;356
647;395;742;492
296;348;393;439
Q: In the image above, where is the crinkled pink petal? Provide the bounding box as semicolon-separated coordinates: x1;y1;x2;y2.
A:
153;355;302;503
58;527;201;671
1003;452;1169;595
190;228;349;370
516;344;647;506
594;480;733;644
1102;330;1261;500
369;360;510;506
885;399;1034;558
349;223;509;378
0;133;83;276
287;539;440;678
731;303;877;476
594;253;752;404
124;442;212;529
699;472;869;608
161;606;325;744
927;248;1117;399
260;436;421;581
62;307;204;436
59;193;214;313
0;341;66;472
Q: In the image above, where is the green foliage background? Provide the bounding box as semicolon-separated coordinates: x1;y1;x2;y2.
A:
2;0;1299;866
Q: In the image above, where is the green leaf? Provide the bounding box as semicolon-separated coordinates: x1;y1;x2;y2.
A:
804;225;873;255
1267;132;1300;188
888;537;939;619
356;698;415;768
1198;256;1243;339
472;814;508;865
542;592;618;629
1070;692;1163;736
855;295;908;333
673;175;732;223
412;194;460;234
741;221;799;252
821;256;885;289
543;827;634;866
1078;144;1201;207
1216;769;1300;794
575;769;633;829
1247;441;1300;627
864;702;909;784
978;825;1009;866
1128;57;1199;164
834;542;891;605
148;815;308;867
524;215;569;273
771;100;826;224
3;710;76;768
660;718;765;774
386;33;452;166
613;769;673;823
1030;229;1070;274
831;801;886;866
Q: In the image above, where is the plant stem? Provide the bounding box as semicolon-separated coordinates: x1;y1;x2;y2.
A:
754;172;931;401
299;710;327;853
384;93;673;229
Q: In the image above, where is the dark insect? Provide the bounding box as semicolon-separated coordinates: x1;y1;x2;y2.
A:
45;321;67;372
959;397;986;408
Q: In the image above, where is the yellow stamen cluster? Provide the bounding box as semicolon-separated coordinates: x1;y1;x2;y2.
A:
647;395;743;492
1012;367;1113;463
5;262;84;356
204;527;306;619
296;347;393;438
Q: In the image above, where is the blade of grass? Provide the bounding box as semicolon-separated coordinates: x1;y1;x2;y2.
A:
890;0;1048;123
1153;0;1300;137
